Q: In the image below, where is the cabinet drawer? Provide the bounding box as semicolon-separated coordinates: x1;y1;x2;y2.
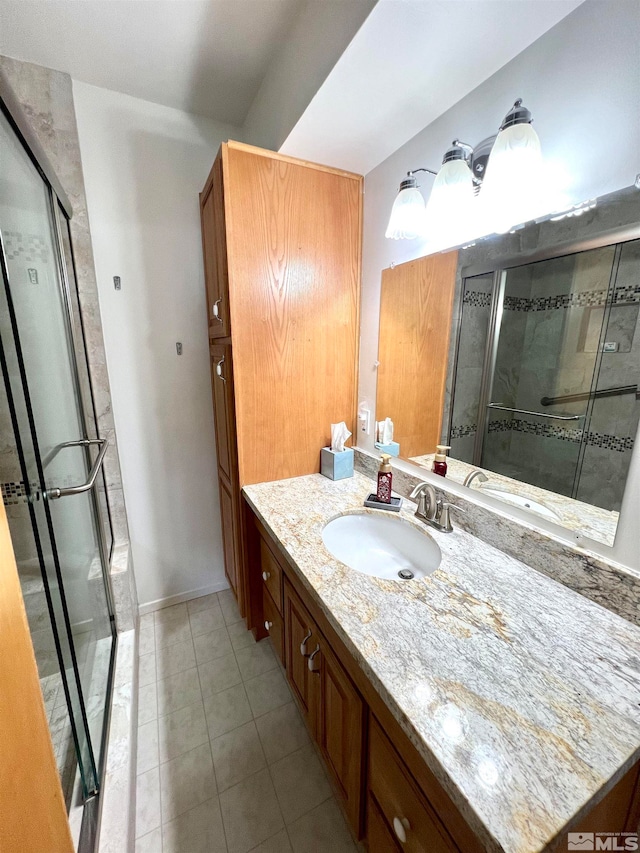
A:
367;794;400;852
369;719;457;853
260;538;283;614
262;587;284;664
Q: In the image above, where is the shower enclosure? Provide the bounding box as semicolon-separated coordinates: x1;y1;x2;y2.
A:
0;81;115;847
449;237;640;513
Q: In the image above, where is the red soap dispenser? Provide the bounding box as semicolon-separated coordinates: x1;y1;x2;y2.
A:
376;454;393;503
432;445;451;477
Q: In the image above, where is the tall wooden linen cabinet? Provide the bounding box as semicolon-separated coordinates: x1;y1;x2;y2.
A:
200;141;362;616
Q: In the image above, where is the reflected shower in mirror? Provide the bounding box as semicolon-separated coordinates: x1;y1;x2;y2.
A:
376;185;640;546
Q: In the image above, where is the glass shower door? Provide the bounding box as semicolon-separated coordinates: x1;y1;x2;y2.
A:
481;245;617;497
0;105;115;803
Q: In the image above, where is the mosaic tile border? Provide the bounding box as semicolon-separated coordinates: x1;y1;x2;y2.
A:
503;285;640;312
1;480;39;506
462;290;492;308
450;419;636;452
463;284;640;313
451;423;477;439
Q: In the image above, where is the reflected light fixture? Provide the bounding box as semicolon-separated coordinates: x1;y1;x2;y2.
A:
386;99;545;245
424;140;476;248
385;168;435;239
480;99;544;233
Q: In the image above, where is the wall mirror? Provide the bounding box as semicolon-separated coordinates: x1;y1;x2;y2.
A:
375;185;640;546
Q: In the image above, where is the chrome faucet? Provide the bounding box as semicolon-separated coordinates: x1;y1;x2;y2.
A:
409;482;466;533
463;469;488;488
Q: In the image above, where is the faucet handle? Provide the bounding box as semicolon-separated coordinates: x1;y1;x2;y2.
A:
439;502;466;533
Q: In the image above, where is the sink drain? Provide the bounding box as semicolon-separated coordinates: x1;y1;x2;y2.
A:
398;569;414;580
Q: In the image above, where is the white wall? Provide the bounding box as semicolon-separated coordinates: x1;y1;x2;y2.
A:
242;0;376;152
357;1;640;568
73;81;241;609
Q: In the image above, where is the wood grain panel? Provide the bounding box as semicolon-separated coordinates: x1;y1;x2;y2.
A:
223;142;362;485
200;151;230;337
317;634;365;837
209;341;234;483
0;501;73;852
366;793;401;852
369;717;457;853
376;252;458;460
219;474;239;602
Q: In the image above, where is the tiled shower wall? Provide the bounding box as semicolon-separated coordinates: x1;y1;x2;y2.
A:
449;238;639;513
0;55;137;629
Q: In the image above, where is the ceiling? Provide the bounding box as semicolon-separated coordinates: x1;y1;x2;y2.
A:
0;0;305;125
281;0;585;174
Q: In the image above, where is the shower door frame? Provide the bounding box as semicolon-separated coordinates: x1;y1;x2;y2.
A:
450;221;640;485
0;71;117;852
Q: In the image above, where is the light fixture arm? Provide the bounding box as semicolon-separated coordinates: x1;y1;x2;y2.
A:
398;167;437;193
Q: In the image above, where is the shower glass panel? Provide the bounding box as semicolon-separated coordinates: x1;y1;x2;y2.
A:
0;100;115;816
576;238;640;511
481;245;618;499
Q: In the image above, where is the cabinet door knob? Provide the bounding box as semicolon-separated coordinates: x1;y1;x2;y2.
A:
393;817;410;844
264;620;273;631
212;297;223;323
216;357;226;383
262;571;270;581
308;645;321;673
300;629;312;656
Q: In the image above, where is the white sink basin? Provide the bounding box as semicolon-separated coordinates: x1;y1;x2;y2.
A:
481;488;560;521
322;512;441;581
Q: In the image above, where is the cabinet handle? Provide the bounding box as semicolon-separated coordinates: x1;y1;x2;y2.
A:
212;297;223;323
308;645;321;673
216;357;226;383
393;817;410;844
300;629;312;656
262;571;270;581
264;620;273;632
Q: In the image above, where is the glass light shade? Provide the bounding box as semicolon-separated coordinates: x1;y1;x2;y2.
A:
385;186;426;240
423;158;476;249
479;122;544;234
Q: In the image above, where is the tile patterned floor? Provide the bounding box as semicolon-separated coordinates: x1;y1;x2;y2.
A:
135;589;360;853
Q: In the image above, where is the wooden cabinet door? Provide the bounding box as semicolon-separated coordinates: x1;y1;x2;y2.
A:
314;635;365;837
283;581;318;726
200;151;230;338
210;341;235;484
219;476;238;597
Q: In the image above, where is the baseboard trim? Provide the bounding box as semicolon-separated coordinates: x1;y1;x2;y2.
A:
138;580;231;617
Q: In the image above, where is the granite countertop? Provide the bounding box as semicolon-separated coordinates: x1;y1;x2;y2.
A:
243;471;640;853
409;453;618;547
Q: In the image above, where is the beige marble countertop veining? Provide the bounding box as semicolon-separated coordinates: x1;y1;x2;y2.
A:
243;471;640;853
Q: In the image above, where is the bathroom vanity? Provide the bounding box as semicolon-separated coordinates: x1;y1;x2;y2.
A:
241;471;640;853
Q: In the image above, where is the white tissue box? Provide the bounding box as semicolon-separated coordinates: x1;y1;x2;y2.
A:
320;447;354;480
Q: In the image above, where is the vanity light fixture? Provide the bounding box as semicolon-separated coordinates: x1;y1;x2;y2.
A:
385;168;436;240
386;99;543;243
480;99;544;233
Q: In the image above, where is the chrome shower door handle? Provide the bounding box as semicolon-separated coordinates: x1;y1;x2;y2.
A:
45;438;109;500
212;297;223;323
486;402;583;421
216;357;226;383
